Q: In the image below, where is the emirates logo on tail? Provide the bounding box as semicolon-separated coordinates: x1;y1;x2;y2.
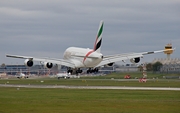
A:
94;20;103;53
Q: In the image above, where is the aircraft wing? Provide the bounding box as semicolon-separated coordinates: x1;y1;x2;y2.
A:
95;48;175;67
6;54;76;68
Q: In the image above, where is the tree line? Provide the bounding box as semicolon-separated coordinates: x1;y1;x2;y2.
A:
139;62;163;72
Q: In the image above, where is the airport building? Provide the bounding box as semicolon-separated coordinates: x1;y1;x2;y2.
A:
152;58;180;73
0;64;59;76
151;43;180;73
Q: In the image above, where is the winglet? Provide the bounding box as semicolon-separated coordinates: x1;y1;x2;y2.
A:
93;20;104;53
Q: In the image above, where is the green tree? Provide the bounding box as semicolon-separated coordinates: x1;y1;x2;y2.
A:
138;65;143;72
152;62;163;72
146;63;153;71
1;63;6;68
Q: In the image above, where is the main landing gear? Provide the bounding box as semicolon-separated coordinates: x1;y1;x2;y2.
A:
67;68;99;75
87;68;99;74
67;68;82;75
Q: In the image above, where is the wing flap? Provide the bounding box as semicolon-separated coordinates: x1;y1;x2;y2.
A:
96;53;143;67
6;54;76;68
33;58;75;68
96;48;175;67
6;54;33;59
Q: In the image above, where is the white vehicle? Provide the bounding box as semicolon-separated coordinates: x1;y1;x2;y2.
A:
6;20;174;75
56;72;70;79
16;72;28;79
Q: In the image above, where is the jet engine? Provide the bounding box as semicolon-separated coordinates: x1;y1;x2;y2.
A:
44;62;53;69
107;62;114;66
24;59;33;67
130;57;140;63
104;62;114;67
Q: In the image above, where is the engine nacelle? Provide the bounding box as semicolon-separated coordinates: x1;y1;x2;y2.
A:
44;62;53;69
105;62;114;67
24;59;33;67
130;57;140;63
107;62;114;66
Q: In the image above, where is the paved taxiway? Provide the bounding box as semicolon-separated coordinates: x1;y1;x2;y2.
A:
0;84;180;91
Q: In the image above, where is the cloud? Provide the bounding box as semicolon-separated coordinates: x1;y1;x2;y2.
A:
0;0;180;64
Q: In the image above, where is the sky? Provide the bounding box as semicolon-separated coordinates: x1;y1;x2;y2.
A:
0;0;180;65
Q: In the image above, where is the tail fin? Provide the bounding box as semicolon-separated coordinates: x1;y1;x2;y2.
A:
93;20;104;53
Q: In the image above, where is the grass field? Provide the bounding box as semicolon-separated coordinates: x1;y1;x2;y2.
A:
0;72;180;113
0;72;180;87
0;87;180;113
1;79;180;88
81;72;180;79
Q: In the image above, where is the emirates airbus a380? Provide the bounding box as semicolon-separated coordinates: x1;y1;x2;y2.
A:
6;20;175;74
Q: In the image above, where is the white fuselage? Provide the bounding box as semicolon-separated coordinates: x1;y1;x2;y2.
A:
63;47;103;68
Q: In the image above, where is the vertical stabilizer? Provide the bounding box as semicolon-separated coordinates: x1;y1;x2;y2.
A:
94;20;104;53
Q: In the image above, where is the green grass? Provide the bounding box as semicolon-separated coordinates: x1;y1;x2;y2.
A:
82;72;180;79
0;87;179;113
0;79;179;87
0;72;180;113
0;77;180;87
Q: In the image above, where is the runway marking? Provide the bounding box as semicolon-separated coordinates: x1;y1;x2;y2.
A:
0;84;180;91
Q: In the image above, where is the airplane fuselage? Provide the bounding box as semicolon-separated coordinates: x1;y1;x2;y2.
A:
63;47;103;68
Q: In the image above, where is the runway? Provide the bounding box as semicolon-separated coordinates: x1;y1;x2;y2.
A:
0;84;180;91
